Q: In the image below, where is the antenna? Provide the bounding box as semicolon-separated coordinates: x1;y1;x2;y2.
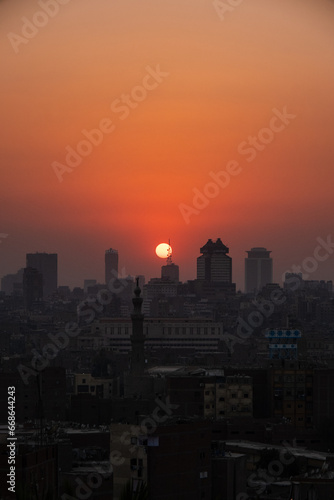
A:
167;238;172;265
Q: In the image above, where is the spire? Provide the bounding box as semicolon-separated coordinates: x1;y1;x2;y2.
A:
166;238;172;265
132;277;143;316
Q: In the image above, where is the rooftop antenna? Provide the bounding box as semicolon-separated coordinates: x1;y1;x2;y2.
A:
167;238;172;265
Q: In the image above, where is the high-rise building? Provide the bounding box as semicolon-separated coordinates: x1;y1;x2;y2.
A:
23;267;43;310
130;280;145;377
245;247;272;293
197;238;232;283
161;262;179;282
105;248;118;285
83;279;97;293
26;253;57;297
1;268;24;295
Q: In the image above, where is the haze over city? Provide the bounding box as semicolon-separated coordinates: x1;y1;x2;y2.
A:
1;0;334;290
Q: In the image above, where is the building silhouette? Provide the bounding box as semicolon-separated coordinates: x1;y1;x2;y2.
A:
130;279;145;377
105;248;118;285
245;247;272;293
26;252;57;297
197;238;232;283
23;267;43;310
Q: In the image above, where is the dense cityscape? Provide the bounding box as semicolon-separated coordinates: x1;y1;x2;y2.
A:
0;239;334;499
1;0;334;498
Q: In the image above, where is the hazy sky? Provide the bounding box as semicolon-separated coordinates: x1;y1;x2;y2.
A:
1;0;334;290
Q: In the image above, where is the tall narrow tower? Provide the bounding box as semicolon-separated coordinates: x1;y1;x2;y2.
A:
245;247;272;293
161;239;179;282
105;248;118;285
130;278;145;375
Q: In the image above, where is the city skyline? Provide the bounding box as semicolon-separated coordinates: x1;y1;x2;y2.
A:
1;0;334;293
1;237;333;292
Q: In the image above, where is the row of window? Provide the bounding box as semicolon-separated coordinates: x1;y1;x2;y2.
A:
204;391;249;399
105;327;220;335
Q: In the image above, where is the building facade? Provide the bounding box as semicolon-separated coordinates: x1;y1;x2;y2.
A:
26;252;58;297
105;248;118;285
245;247;272;293
197;238;232;283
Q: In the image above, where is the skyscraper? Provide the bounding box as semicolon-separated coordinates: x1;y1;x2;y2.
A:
130;279;145;376
23;267;43;310
26;253;57;297
105;248;118;285
197;238;232;283
245;247;273;293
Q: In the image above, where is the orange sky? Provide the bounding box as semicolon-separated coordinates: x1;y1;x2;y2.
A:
1;0;334;290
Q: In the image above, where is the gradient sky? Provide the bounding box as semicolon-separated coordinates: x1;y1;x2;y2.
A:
1;0;334;290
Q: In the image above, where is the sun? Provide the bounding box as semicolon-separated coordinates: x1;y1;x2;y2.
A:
155;243;172;259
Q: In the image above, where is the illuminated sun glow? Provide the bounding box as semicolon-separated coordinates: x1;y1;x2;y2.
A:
155;243;172;259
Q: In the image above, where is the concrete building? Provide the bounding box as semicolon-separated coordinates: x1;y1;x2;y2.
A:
245;247;272;293
270;367;314;428
1;268;24;295
26;252;58;297
92;317;224;353
167;371;253;419
161;262;179;282
105;248;118;285
197;238;232;283
110;423;148;500
23;266;43;310
146;421;212;500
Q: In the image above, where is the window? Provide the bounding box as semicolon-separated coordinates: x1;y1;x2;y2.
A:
131;437;137;445
219;397;225;402
244;393;249;398
205;391;210;395
231;393;237;398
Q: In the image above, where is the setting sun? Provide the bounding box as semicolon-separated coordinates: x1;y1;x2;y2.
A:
155;243;172;259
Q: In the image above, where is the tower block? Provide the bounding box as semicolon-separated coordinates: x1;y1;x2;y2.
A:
130;278;146;375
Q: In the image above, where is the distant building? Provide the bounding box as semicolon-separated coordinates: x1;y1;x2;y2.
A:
91;317;224;353
167;372;253;419
26;252;58;297
110;423;148;500
161;262;179;282
146;421;212;500
197;238;232;283
23;267;43;310
245;247;272;293
84;279;97;293
1;268;24;295
105;248;118;285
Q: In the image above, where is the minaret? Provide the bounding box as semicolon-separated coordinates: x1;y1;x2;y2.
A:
130;277;145;375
